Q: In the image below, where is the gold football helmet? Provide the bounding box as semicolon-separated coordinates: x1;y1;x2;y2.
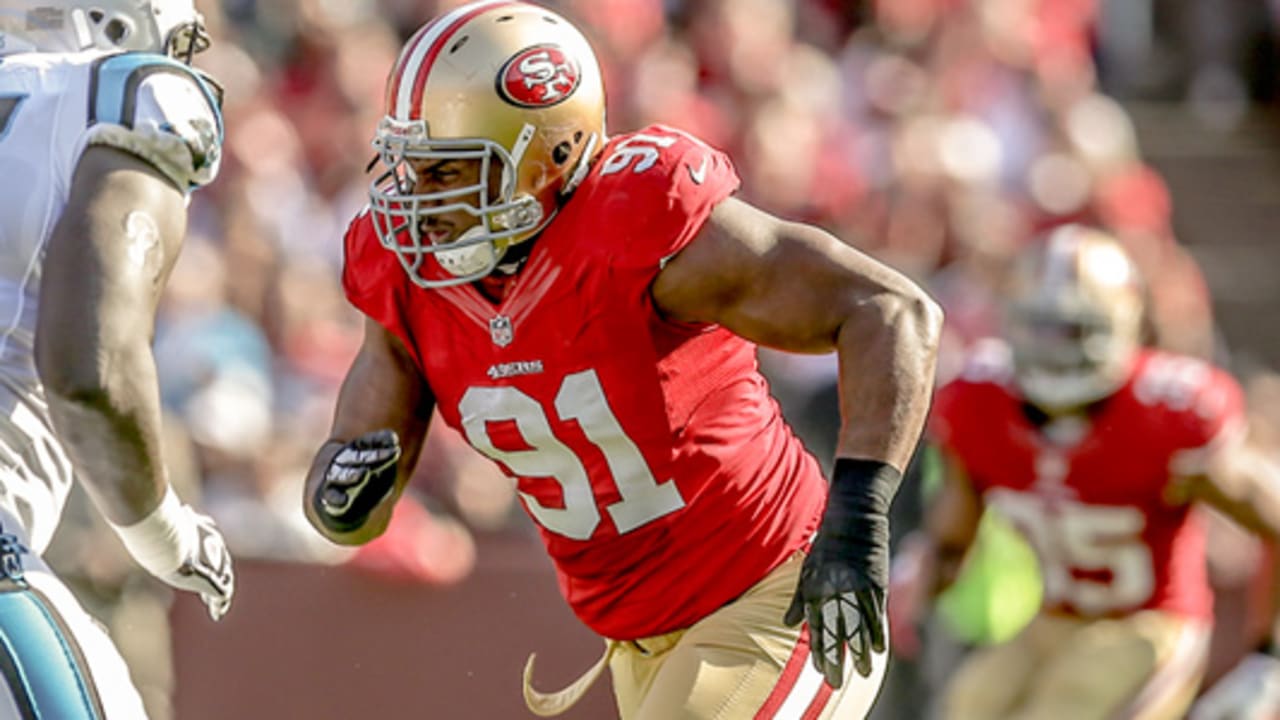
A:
369;0;607;288
1005;225;1145;411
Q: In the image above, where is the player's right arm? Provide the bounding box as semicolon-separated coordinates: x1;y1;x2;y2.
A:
920;451;985;594
1156;362;1280;541
303;317;435;546
887;371;987;653
889;449;984;650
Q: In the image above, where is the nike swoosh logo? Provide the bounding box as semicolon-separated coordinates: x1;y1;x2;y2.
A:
687;156;709;185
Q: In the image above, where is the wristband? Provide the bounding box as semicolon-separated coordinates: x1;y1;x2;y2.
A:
109;485;190;576
830;458;903;517
819;458;904;587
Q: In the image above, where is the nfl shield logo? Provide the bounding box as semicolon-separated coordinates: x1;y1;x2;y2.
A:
489;315;514;347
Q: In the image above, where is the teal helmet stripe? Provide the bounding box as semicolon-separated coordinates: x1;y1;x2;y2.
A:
0;588;103;720
88;51;223;140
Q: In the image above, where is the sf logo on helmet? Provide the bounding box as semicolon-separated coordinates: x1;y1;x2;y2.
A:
499;44;580;108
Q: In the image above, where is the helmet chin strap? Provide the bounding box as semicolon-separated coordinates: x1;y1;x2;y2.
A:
494;240;533;276
491;204;558;276
435;226;498;278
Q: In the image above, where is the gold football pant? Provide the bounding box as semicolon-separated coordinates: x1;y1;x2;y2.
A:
941;610;1210;720
524;551;889;719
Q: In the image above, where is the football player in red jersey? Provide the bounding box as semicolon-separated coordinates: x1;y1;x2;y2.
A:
298;1;942;717
895;225;1280;720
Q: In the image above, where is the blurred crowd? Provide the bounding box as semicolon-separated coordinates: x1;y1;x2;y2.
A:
39;0;1280;718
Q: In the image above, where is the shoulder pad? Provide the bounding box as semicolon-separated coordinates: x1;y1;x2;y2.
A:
583;125;740;269
82;52;223;190
1130;351;1246;457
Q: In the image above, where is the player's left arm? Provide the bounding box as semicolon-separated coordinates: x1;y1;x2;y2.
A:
1159;365;1280;540
1172;431;1280;540
653;196;944;686
38;59;223;526
36;145;187;525
35;61;234;619
35;142;236;619
654;196;943;468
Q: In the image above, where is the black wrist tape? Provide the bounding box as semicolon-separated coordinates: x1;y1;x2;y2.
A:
815;458;904;588
830;458;903;517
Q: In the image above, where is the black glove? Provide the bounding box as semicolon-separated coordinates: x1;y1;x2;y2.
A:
784;458;901;688
313;430;402;534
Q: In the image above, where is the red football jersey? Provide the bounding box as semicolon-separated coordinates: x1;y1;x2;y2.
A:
342;125;827;639
931;340;1246;620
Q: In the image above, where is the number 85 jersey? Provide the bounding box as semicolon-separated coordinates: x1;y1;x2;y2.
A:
343;125;828;640
930;341;1247;620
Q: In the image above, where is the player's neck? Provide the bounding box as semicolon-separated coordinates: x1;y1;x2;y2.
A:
472;240;537;303
1023;401;1089;424
1022;401;1102;447
474;274;516;304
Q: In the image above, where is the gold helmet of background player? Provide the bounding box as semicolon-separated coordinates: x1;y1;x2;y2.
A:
1005;224;1145;412
368;0;607;288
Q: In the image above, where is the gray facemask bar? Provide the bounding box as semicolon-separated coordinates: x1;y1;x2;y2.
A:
1010;302;1113;367
368;133;543;289
166;20;211;63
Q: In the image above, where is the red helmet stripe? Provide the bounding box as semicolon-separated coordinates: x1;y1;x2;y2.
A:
389;0;519;121
385;21;437;112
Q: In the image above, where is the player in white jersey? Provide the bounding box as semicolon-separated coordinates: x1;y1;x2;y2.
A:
0;2;234;717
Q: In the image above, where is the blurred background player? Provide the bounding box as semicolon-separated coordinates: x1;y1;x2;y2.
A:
301;1;942;718
0;1;235;717
892;225;1280;719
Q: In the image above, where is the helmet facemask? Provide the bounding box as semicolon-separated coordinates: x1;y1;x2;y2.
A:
369;118;547;289
1008;304;1139;412
106;0;209;60
0;1;209;60
162;16;211;63
1006;226;1144;413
